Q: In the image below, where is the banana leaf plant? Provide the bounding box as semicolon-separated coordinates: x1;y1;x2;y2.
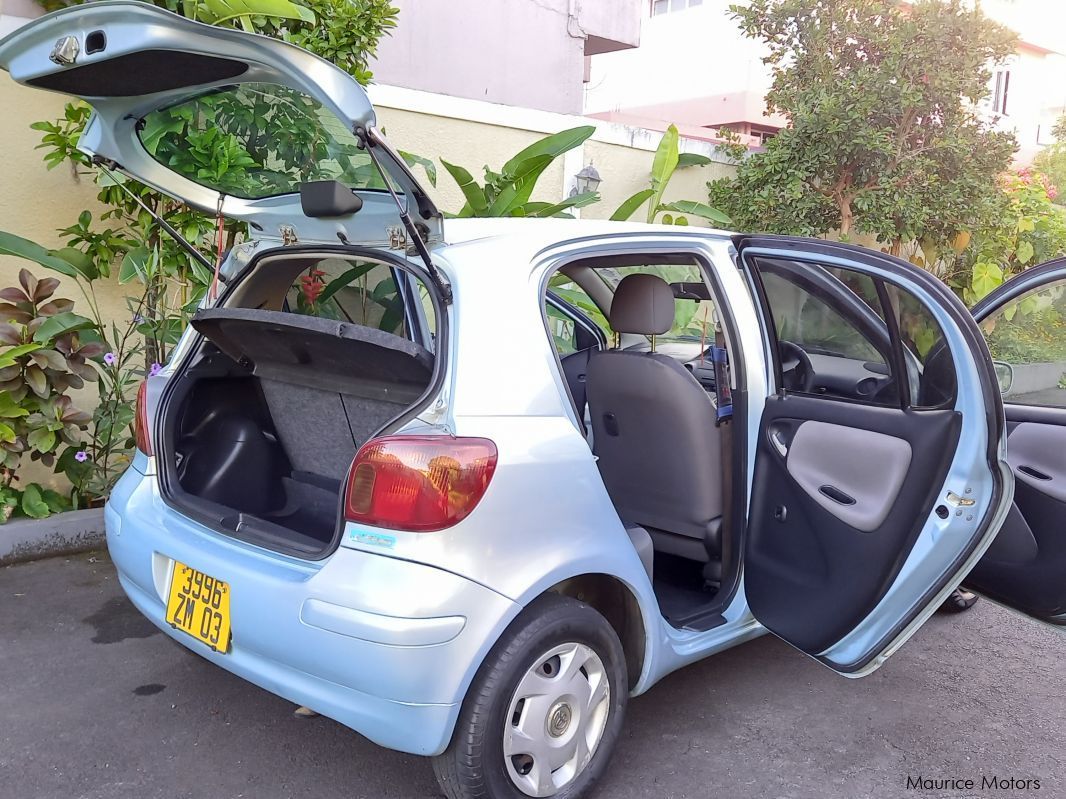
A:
611;125;732;227
440;126;600;218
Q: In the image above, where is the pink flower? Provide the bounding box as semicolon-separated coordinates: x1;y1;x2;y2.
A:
74;451;89;463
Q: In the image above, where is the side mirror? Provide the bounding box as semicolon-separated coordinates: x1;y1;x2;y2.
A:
993;361;1014;396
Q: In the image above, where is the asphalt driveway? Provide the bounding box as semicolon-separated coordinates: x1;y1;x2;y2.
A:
2;551;1063;799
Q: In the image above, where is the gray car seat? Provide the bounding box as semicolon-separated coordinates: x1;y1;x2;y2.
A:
586;273;724;564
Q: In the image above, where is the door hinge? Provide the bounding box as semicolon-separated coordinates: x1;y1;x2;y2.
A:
387;226;406;250
279;225;299;246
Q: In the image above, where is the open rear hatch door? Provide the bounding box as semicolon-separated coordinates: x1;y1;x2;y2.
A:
0;1;441;247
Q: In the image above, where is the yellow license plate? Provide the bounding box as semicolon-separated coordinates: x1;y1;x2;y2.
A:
165;561;231;653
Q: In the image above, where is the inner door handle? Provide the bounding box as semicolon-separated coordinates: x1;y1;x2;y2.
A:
1018;465;1052;481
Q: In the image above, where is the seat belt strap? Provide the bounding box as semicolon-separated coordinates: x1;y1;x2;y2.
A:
713;326;734;581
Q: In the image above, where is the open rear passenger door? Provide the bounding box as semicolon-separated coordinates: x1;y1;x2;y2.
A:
966;258;1066;625
735;236;1013;675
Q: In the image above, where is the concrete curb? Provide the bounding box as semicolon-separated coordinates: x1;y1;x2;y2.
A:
1;508;105;566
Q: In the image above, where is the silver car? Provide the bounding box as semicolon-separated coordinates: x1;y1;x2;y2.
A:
4;5;1065;798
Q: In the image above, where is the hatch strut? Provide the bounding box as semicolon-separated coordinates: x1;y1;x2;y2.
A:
356;127;453;304
91;157;218;279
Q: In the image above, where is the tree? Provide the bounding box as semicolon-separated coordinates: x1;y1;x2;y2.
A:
708;0;1018;257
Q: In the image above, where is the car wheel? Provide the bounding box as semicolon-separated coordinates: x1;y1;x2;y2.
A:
432;593;628;799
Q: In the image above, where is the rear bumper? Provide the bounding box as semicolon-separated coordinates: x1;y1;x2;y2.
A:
104;462;519;756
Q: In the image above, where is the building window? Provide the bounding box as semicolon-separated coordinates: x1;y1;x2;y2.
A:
651;0;702;15
992;69;1011;116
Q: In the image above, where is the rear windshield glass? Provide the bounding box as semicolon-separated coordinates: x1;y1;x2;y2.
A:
284;259;413;337
138;83;389;200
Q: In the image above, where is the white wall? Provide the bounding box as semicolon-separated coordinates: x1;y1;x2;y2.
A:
585;0;773;115
980;49;1066;164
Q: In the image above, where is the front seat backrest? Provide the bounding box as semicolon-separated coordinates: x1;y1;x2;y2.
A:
586;274;724;562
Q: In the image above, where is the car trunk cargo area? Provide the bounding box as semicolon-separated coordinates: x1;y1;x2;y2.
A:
161;306;434;558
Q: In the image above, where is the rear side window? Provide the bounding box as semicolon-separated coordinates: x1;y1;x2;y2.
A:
753;258;956;409
883;285;957;409
760;269;886;363
284;258;425;342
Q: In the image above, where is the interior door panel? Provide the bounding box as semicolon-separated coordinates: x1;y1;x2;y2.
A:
747;394;961;654
1006;423;1066;503
785;420;912;532
966;259;1066;624
737;237;1008;674
966;412;1066;623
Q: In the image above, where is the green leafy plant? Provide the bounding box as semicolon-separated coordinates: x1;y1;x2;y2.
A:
1033;115;1066;207
957;171;1066;304
55;328;145;502
610;125;731;226
440;126;600;218
0;269;98;521
2;233;167;505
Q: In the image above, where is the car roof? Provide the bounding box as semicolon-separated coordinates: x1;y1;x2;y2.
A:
437;217;735;254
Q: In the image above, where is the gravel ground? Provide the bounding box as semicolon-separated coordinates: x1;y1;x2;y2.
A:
2;551;1063;799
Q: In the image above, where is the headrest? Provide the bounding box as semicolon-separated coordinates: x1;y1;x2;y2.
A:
609;274;675;335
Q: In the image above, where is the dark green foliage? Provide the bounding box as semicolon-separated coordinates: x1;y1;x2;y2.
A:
708;0;1018;255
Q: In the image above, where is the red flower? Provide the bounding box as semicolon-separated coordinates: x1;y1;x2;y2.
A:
300;269;326;305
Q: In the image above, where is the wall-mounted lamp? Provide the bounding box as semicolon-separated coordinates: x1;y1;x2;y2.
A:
569;162;602;197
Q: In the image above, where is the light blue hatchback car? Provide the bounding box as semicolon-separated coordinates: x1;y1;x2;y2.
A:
5;5;1066;798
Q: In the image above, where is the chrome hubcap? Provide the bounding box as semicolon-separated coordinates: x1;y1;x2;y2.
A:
503;642;611;797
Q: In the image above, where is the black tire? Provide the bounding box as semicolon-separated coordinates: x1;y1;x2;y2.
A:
432;593;628;799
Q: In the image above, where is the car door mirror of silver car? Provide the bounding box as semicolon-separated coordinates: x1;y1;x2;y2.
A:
992;360;1014;396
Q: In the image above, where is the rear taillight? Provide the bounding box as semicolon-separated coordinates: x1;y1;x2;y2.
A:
134;380;153;456
344;435;498;532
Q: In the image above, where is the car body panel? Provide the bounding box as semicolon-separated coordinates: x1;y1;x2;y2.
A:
106;452;519;756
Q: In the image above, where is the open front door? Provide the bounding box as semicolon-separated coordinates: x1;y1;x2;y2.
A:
736;236;1012;675
967;258;1066;624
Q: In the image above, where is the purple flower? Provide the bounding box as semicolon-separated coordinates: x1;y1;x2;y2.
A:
74;451;89;463
149;362;162;377
103;352;117;366
132;313;145;324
